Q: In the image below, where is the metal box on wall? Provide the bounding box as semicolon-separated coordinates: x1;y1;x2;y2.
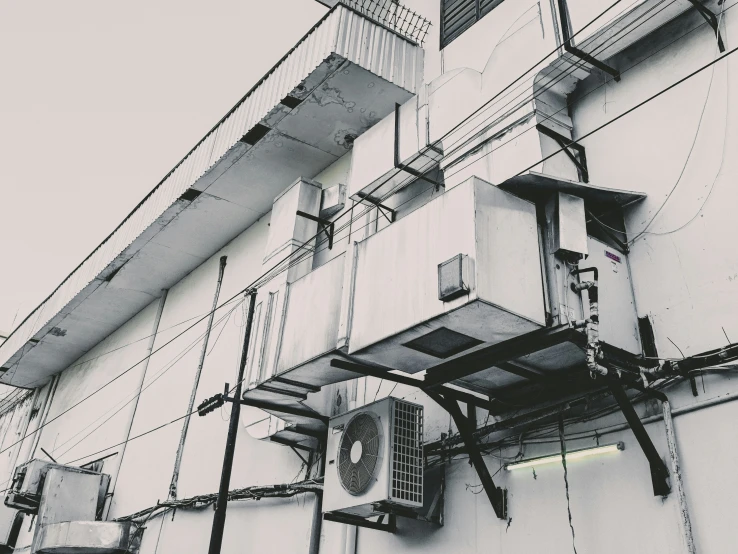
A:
347;176;546;373
581;237;642;354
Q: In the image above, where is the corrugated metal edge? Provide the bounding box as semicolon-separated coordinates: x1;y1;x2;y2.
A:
0;5;421;374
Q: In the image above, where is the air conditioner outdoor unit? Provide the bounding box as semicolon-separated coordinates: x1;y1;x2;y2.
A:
323;397;424;518
5;460;108;515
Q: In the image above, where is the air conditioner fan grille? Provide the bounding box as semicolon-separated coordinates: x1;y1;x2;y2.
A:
338;412;380;495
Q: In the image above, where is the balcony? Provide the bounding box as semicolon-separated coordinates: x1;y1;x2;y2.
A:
0;3;423;387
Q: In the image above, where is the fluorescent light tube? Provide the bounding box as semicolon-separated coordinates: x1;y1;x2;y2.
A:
505;442;624;471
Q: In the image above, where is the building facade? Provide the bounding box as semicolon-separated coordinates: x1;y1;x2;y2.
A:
0;0;737;552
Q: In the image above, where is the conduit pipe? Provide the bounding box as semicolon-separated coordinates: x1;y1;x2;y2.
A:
571;267;608;377
662;399;696;554
29;374;60;459
104;289;168;519
169;256;228;500
307;454;325;554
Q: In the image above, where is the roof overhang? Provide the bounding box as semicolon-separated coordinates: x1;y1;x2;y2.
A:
0;4;422;388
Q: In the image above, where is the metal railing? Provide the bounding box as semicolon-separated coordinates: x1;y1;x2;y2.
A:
342;0;432;45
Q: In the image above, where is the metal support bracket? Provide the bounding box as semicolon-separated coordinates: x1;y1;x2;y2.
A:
394;103;444;191
586;209;630;253
687;0;725;52
224;395;329;425
558;0;621;81
296;210;335;250
323;511;397;533
536;124;589;183
608;379;671;496
354;192;396;224
428;391;507;519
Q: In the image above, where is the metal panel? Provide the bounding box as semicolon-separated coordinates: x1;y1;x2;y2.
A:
33;521;135;554
581;237;642;354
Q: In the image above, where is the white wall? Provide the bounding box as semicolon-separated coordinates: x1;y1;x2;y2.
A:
571;8;738;357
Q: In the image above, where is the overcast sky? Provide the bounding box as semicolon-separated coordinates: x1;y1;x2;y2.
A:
0;0;326;334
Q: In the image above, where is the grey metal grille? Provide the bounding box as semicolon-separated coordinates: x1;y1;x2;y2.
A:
390;399;423;506
342;0;432;45
338;413;381;495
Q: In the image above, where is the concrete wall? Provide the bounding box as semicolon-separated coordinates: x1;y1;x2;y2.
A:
571;7;738;358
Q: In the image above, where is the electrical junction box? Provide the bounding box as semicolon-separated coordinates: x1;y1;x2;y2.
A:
547;192;588;261
323;397;423;518
438;254;472;302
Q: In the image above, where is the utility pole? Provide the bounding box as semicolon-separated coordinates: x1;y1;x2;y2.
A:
207;290;257;554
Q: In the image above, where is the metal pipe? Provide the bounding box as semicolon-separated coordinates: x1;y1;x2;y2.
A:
662;399;696;554
29;374;60;459
308;455;325;554
5;388;41;479
169;256;228;500
571;267;608;377
208;290;257;554
104;289;168;518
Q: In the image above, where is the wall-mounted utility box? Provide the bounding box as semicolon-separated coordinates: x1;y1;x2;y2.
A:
5;460;108;516
547;192;588;261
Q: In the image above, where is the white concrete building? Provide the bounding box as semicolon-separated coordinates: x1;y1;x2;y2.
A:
0;0;737;552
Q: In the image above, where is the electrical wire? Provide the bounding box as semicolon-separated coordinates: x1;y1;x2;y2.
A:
52;302;242;461
61;24;738;471
0;0;726;468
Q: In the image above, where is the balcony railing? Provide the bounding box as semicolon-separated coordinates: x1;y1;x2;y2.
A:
342;0;431;45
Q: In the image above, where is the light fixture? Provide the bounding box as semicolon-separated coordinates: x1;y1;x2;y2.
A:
505;442;624;471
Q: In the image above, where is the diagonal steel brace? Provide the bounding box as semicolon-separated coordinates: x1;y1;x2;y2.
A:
687;0;726;52
608;379;671;496
428;390;507;519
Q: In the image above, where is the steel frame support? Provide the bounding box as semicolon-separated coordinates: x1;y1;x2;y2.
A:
354;192;396;224
228;396;329;425
258;384;308;400
296;210;335;250
428;391;507;519
330;358;498;412
536;124;589;183
324;512;397;533
687;0;725;52
394;103;444;191
272;376;321;393
557;0;621;81
608;379;671;496
424;324;585;387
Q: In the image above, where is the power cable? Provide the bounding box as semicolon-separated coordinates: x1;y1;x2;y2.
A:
52;302;242;461
0;0;721;465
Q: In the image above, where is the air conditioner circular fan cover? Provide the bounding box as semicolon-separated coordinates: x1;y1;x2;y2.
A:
338;412;381;495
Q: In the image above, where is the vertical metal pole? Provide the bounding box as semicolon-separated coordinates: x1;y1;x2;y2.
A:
208;290;257;554
104;289;168;518
169;256;228;500
662;400;696;554
307;454;325;554
29;374;60;459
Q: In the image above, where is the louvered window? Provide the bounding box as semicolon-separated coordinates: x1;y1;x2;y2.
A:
440;0;506;48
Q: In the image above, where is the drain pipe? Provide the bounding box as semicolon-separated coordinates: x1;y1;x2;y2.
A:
29;374;60;459
104;289;168;519
308;454;325;554
169;256;228;500
570;267;608;377
340;382;359;554
662;398;696;554
10;388;41;470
